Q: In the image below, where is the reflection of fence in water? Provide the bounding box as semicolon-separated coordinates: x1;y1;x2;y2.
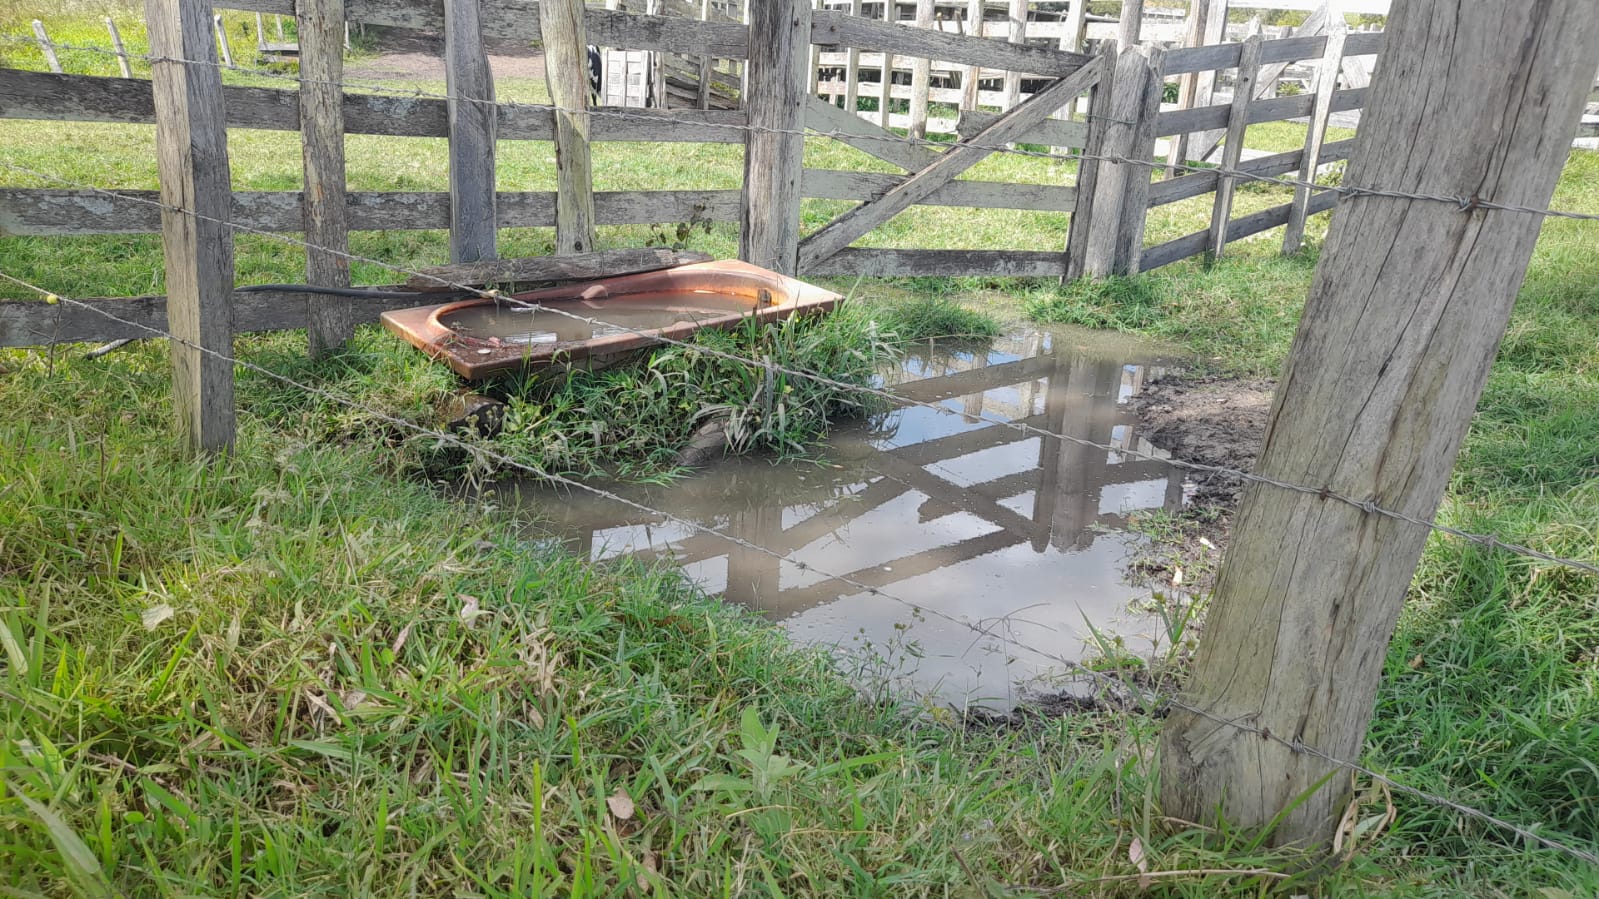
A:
564;338;1181;619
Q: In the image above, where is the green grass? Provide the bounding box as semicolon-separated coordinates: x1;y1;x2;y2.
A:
1;319;1397;897
4;5;1598;893
1026;149;1599;892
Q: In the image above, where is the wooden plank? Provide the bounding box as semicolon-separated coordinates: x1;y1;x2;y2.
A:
1065;43;1117;282
105;18;134;78
908;0;934;139
31;20;62;73
803;248;1067;278
145;0;235;453
845;0;863;112
404;248;715;292
1140;189;1336;271
955;110;1088;152
298;0;355;356
338;1;751;57
213;13;236;68
1082;45;1152;277
213;0;294;13
1164;0;1206;176
804;95;941;172
878;0;895;128
1002;0;1027;109
740;0;811;275
798;57;1103;270
0;188;744;235
960;0;982;110
800;169;1075;210
445;0;497;263
0;67;747;140
1207;34;1262;259
0;289;425;347
1185;0;1228;162
1283;21;1346;254
811;9;1091;77
1116;45;1166;274
1159;0;1599;849
1118;0;1146;47
1154;87;1366;137
1145;137;1355;207
541;0;598;254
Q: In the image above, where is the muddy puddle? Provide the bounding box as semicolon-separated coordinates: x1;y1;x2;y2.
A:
496;328;1188;708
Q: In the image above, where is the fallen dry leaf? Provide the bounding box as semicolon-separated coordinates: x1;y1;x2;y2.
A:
141;604;175;631
607;787;635;820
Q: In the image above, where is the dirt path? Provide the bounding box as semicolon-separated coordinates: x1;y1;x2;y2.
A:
345;29;546;81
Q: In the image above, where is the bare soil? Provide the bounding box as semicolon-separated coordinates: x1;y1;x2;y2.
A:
1130;375;1274;509
345;28;546;81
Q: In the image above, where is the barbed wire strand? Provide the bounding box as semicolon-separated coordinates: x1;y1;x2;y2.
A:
5;156;1596;582
3;264;1596;869
5;36;1599;223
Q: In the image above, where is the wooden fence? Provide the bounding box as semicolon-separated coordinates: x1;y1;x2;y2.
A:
0;0;1377;288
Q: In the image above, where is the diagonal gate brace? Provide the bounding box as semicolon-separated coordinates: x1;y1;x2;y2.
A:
796;56;1104;272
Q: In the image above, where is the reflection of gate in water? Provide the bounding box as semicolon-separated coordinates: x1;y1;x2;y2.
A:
558;334;1182;620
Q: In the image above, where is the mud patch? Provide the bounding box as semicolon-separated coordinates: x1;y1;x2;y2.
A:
1131;375;1273;508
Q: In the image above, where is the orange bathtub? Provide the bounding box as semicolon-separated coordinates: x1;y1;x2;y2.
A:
381;259;844;380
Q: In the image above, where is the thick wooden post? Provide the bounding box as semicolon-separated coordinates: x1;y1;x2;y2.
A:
1282;21;1345;254
908;0;934;139
298;0;355;356
1064;42;1116;281
444;0;497;263
145;0;235;454
1159;0;1599;851
740;0;811;275
540;0;598;254
1206;33;1260;259
1082;45;1161;278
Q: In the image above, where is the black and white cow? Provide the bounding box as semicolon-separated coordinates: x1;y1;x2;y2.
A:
586;45;602;104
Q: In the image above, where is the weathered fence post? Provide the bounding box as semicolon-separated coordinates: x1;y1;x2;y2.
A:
1159;0;1599;852
1282;21;1346;254
1064;42;1117;281
845;0;863;112
31;20;62;73
213;13;234;68
1206;33;1260;259
106;18;134;78
1081;45;1162;278
740;0;811;275
1187;0;1228;161
961;0;983;111
145;0;235;453
444;0;497;263
298;0;355;356
908;0;934;139
1118;0;1146;48
878;0;895;127
540;0;598;254
1002;0;1027;111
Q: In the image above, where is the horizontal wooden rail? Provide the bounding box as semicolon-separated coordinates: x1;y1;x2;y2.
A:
802;248;1066;278
1139;189;1338;271
0;188;742;235
1155;88;1368;137
1146;138;1357;208
801;169;1076;211
1163;30;1383;76
809;9;1090;77
0;70;747;141
0;286;420;346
